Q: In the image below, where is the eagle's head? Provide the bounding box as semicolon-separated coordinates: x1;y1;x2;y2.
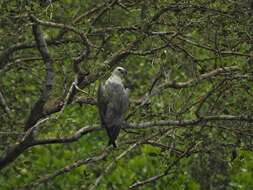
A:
112;67;128;78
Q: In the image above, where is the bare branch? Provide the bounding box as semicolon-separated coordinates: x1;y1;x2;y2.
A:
0;90;12;118
0;38;77;71
32;125;101;146
204;115;253;123
158;66;240;90
126;119;200;129
73;2;106;23
91;0;118;25
178;36;253;58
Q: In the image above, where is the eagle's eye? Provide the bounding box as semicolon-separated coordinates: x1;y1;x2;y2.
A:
118;69;124;73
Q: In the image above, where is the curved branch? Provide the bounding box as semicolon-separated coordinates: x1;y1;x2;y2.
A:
0;38;77;71
32;125;101;146
29;14;92;48
25;21;54;131
1;114;252;170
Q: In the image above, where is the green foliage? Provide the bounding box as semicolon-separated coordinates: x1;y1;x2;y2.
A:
1;0;253;189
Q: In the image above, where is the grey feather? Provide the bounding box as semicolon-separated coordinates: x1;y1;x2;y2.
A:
97;67;129;147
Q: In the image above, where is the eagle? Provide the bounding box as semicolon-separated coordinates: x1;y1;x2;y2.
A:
97;67;130;148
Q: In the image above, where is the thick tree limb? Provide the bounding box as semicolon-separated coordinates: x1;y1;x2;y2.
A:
21;115;253;148
0;20;55;171
0;118;49;170
0;141;31;171
24;21;54;131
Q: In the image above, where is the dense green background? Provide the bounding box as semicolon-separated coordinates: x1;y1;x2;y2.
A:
0;0;253;189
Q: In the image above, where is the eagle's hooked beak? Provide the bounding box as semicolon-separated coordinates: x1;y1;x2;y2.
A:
123;69;128;76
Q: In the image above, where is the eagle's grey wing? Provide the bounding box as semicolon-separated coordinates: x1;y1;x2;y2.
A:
104;83;126;123
103;82;129;147
122;88;130;114
108;86;129;146
98;79;130;148
97;83;119;147
97;82;108;125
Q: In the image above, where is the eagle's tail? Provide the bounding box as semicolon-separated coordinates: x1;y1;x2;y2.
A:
105;124;120;148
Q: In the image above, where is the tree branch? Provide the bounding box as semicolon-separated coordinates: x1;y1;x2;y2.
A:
0;90;12;118
32;125;101;146
0;38;77;71
158;66;240;90
24;20;54;131
1;114;252;170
